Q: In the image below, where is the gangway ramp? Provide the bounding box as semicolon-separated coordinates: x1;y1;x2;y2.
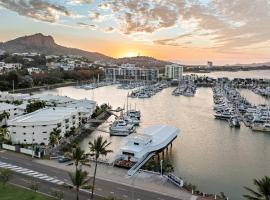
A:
128;153;155;176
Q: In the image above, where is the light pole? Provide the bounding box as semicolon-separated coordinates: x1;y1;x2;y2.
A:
160;159;163;176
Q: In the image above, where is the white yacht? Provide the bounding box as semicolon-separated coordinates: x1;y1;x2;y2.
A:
122;115;140;126
126;110;141;120
109;119;135;136
252;122;270;132
117;125;179;163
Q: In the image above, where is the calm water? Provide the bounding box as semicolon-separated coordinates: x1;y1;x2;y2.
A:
36;70;270;200
186;69;270;79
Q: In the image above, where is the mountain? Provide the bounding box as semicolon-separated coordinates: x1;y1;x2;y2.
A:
0;33;113;62
0;33;172;68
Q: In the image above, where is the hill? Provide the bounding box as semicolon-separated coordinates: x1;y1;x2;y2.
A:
0;33;172;68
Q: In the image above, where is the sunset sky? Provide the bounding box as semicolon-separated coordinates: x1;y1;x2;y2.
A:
0;0;270;65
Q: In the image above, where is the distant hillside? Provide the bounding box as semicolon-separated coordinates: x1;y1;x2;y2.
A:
115;56;172;69
0;33;174;69
0;33;113;62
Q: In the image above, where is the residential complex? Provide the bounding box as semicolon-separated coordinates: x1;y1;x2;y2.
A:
105;64;159;82
8;107;81;145
0;62;22;74
165;64;184;80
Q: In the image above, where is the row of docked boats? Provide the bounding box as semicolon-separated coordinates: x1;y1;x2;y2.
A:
109;109;141;136
78;81;115;90
172;81;197;97
128;83;169;99
252;87;270;97
212;83;251;128
117;82;145;90
244;105;270;132
213;82;270;132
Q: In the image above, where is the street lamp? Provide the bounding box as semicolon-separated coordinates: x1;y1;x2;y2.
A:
160;159;163;176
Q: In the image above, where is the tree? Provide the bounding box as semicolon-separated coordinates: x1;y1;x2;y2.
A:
49;128;61;147
0;128;10;143
69;169;90;200
243;176;270;200
69;146;87;171
89;136;112;199
0;168;13;186
26;101;46;113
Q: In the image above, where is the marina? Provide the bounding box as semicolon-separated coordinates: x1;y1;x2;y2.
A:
35;70;270;200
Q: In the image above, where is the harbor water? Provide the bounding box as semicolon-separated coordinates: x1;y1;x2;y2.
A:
36;70;270;200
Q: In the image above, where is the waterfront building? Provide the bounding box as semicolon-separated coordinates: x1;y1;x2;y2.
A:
105;64;159;82
165;64;183;80
207;61;213;70
8;107;81;145
29;94;96;120
0;103;25;126
0;91;30;101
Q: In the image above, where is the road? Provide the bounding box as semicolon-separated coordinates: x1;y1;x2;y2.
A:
0;150;183;200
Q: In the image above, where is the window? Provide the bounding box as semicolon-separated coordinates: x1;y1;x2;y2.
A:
123;152;134;156
24;139;26;142
23;126;26;128
32;126;35;128
42;125;47;127
134;142;139;146
23;133;26;135
43;138;47;140
12;132;16;134
42;131;47;134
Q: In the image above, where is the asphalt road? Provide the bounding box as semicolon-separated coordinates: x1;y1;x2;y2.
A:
0;150;182;200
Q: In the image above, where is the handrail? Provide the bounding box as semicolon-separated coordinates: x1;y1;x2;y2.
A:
128;153;155;176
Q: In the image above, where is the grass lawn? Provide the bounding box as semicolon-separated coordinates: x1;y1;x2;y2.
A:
0;184;50;200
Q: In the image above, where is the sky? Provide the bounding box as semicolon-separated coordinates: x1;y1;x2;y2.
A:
0;0;270;65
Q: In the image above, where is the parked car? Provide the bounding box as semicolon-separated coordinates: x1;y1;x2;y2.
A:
58;156;71;163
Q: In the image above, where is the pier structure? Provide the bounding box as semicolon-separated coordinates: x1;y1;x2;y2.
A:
120;125;179;176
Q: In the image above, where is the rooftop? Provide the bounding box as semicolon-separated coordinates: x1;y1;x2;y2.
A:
8;107;78;125
0;103;17;111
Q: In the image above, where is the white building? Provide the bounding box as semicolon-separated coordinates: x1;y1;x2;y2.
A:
28;94;96;120
0;103;25;126
165;64;183;80
27;67;42;74
0;63;22;74
207;61;213;70
8;107;81;145
105;65;159;82
0;91;30;102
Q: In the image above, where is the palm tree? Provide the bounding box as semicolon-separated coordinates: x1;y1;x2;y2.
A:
0;128;9;142
243;176;270;200
69;169;90;200
67;146;87;171
89;136;112;199
49;128;61;147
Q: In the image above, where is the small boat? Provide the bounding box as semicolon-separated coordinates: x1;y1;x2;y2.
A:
109;120;135;136
228;116;241;128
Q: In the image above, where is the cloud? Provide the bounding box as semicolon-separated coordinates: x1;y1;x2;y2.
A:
76;22;96;29
104;26;114;32
68;0;94;5
154;33;192;46
98;0;185;34
0;0;70;23
88;11;100;20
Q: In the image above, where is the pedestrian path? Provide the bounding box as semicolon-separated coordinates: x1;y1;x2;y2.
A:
0;161;64;185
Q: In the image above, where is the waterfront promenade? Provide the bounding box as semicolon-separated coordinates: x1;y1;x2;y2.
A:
36;158;194;200
0;150;195;200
